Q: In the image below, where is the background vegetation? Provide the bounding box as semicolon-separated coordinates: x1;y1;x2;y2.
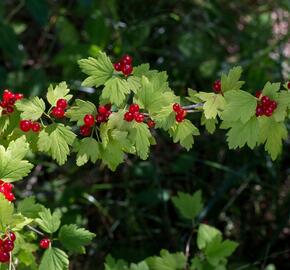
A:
0;0;289;269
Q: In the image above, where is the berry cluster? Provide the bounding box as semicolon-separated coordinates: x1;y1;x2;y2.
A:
0;90;23;115
124;104;144;123
173;103;187;123
212;80;221;93
80;104;112;137
19;120;41;133
147;119;155;128
0;232;16;263
113;54;133;76
0;180;15;202
255;92;277;117
51;99;68;119
39;238;51;249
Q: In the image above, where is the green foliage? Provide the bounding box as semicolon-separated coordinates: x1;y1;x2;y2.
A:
221;66;245;92
58;224;95;254
15;97;46;121
39;248;69;270
0;194;14;230
17;196;44;218
35;209;62;234
172;190;203;220
74;138;101;166
46;82;72;107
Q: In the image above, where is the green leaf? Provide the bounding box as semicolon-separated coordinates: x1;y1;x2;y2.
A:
46;82;72;106
225;117;259;149
258;117;287;160
104;255;128;270
101;139;125;171
195;92;225;119
11;214;33;231
186;88;203;103
66;99;97;126
172;190;203;220
129;122;153;160
222;90;256;123
169;120;200;150
15;96;45;121
58;224;95;254
35;208;62;234
197;224;222;250
261;82;280;99
0;137;33;182
74;138;101;166
39;248;69;270
205;235;238;266
201;114;217;134
221;66;244;92
37;124;76;165
0;194;14;230
101;77;131;106
17;196;44;218
272;91;290;122
151;104;176;130
147;250;186;270
130;262;149;270
78;52;114;87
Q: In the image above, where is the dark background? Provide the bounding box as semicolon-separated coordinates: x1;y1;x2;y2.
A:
0;0;289;269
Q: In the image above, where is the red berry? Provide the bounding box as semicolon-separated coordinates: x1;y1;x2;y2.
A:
19;120;32;132
177;108;187;118
255;91;262;98
31;122;41;132
3;90;13;101
121;54;133;65
51;107;65;119
4;192;15;202
39;238;51;249
15;93;24;100
7;97;16;106
147;120;155;128
114;62;122;71
129;104;140;113
105;103;112;111
134;113;144;123
84;114;95;127
6;106;14;113
265;107;274;117
8;232;16;242
2;239;14;252
0;252;10;263
80;125;91;137
124;112;134;122
176;114;184;122
212;80;221;93
255;105;264;116
2;183;13;192
287;82;290;89
121;64;133;76
98;105;107;115
173;103;181;113
261;96;270;106
96;114;105;123
0;100;8;108
269;100;277;110
56;98;68;109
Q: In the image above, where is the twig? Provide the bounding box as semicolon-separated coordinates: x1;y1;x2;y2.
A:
27;225;45;236
182;103;204;109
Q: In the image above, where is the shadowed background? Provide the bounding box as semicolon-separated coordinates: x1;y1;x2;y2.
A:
0;0;289;269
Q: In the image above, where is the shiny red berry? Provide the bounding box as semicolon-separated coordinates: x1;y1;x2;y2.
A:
56;99;68;109
176;114;184;122
147;120;155;128
8;232;16;242
114;62;122;71
15;93;24;100
121;64;133;76
0;100;8;108
177;108;187;119
0;252;10;263
31;122;41;132
173;103;181;113
39;238;51;249
84;114;95;127
2;239;14;252
124;112;134;122
80;125;91;137
255;105;264;116
269;100;277;110
2;183;13;192
121;54;133;65
129;104;140;113
96;114;105;123
51;107;65;119
3;90;13;101
287;82;290;89
4;192;15;202
261;96;270;106
134;113;144;123
212;80;221;93
6;106;14;113
98;105;107;115
19;120;32;132
105;104;112;111
255;91;262;98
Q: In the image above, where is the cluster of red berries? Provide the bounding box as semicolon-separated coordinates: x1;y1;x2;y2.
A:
0;232;16;263
51;99;68;119
0;180;15;202
0;90;23;115
173;103;187;123
212;80;221;93
80;104;112;137
255;92;277;117
113;54;133;76
124;104;144;123
39;238;51;249
19;120;41;133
